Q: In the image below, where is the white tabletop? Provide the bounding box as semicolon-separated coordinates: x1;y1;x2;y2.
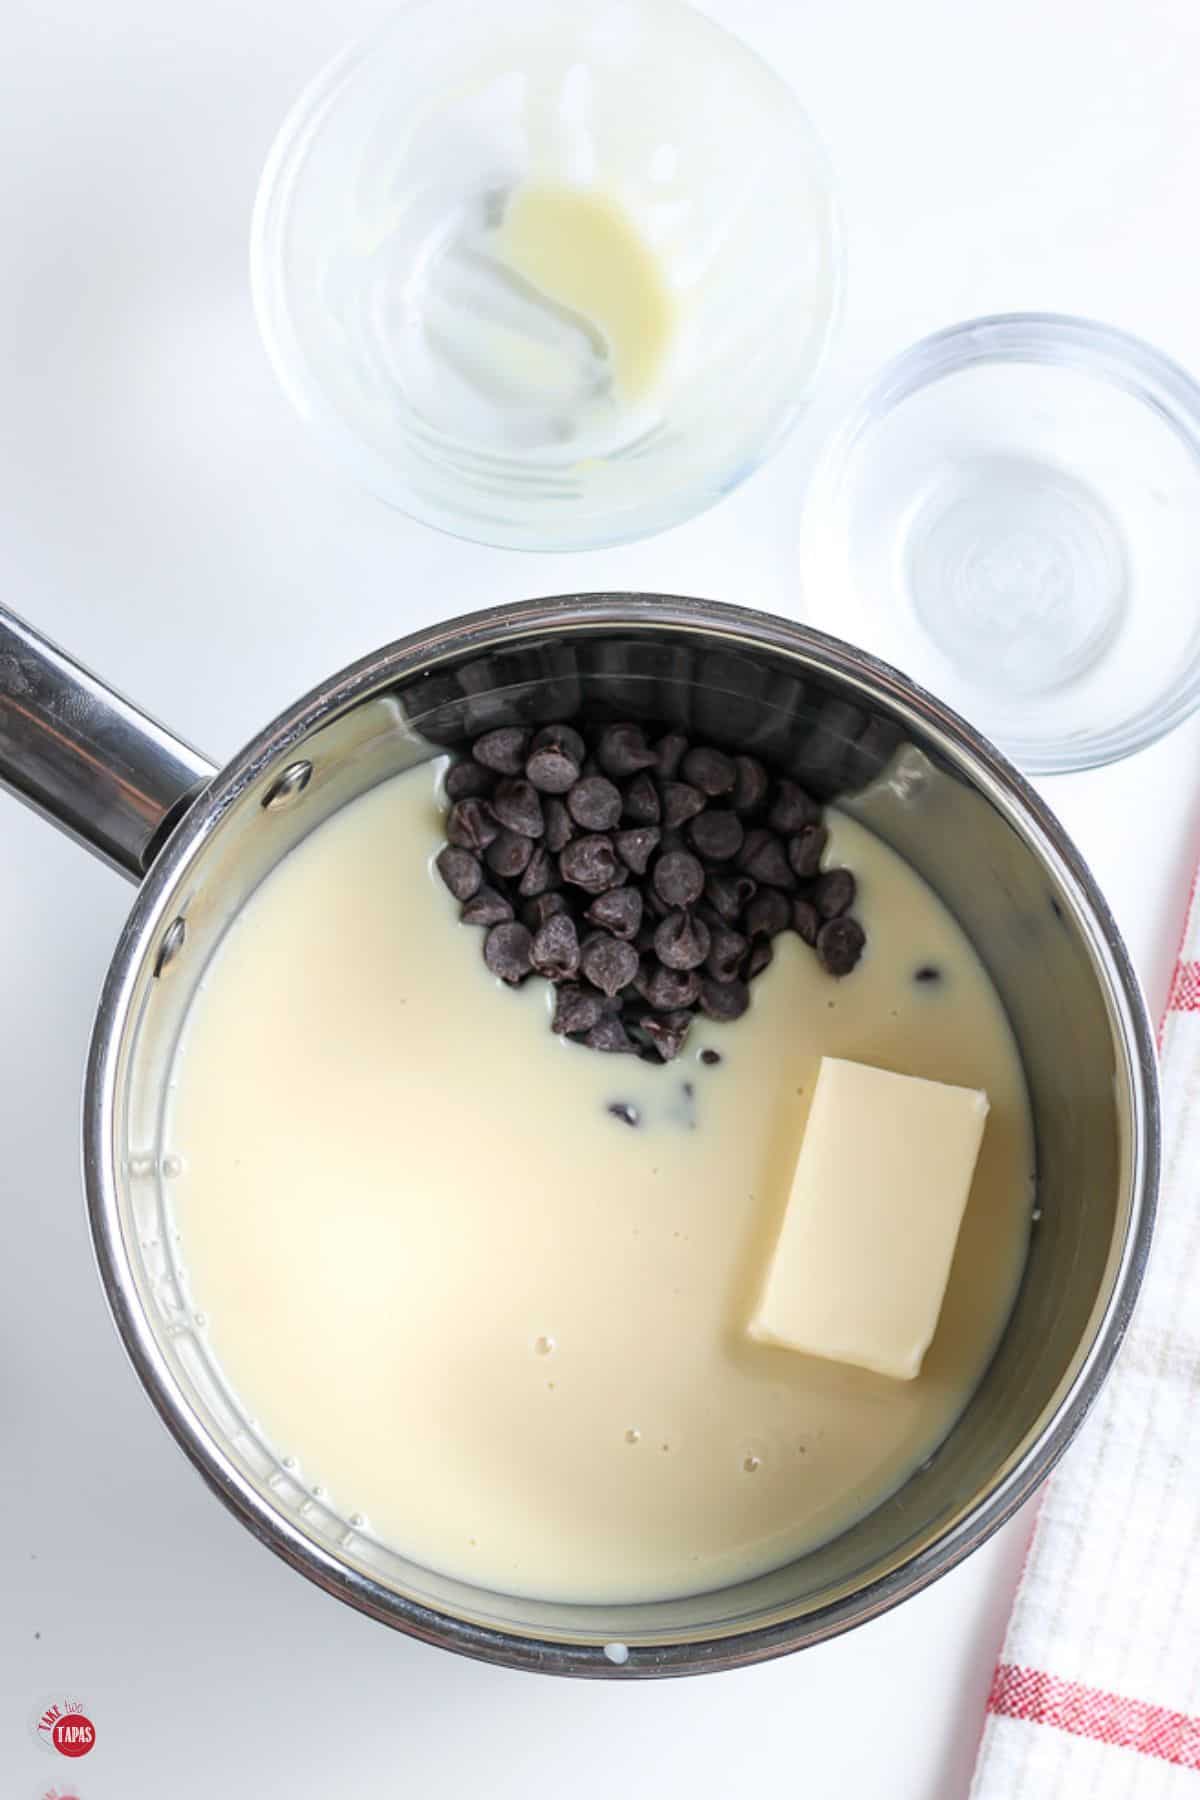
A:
3;0;1199;1793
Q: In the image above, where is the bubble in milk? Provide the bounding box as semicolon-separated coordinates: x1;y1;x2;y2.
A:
161;1153;184;1179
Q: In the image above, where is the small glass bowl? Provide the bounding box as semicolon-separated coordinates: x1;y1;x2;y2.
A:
251;0;842;552
797;314;1200;774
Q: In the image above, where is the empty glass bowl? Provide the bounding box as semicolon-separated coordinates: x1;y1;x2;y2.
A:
798;315;1200;774
251;0;842;551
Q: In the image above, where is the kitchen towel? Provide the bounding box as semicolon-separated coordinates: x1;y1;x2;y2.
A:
969;908;1200;1796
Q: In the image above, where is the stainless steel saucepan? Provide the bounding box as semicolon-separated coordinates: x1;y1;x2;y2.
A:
0;593;1158;1677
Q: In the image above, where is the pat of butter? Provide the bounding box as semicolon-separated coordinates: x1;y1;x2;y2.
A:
750;1057;989;1381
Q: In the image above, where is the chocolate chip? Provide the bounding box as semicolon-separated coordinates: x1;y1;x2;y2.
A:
484;921;532;984
745;887;791;938
660;780;705;829
654;850;705;908
596;722;657;777
688;809;744;862
608;1101;640;1127
705;872;757;924
654;909;711;971
531;913;580;980
817;915;866;977
814;868;856;919
587;887;643;941
915;964;942;984
654;732;688;778
552;984;605;1035
768;780;820;834
584;1016;636;1053
485;828;534;878
732;755;768;814
622;771;661;825
639;1011;692;1062
522;892;568;932
706;927;748;982
745;939;773;980
435;846;482;901
526;746;580;795
445;761;495;802
681;746;736;797
739;828;793;888
531;722;586;765
447;798;499;851
792;898;820;945
518;845;558;897
543;798;574;853
700;1048;722;1066
580;932;640;996
645;963;701;1011
490;778;543;838
560;834;622;893
461;885;514;927
699;978;749;1022
614;826;660;875
567;775;623;831
787;824;828;879
473;727;529;774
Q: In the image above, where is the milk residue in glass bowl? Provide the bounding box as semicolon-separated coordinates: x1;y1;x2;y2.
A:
251;0;842;548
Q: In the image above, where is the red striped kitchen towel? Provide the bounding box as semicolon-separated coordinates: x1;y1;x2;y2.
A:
969;913;1200;1795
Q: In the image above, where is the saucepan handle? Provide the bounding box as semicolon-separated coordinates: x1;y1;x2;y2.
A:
0;603;217;883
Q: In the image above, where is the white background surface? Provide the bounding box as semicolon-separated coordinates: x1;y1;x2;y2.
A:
2;0;1199;1794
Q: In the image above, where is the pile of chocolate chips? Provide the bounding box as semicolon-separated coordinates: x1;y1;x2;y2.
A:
434;720;866;1061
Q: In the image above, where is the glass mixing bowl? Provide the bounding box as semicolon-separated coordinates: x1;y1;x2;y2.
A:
250;0;842;551
798;315;1200;775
